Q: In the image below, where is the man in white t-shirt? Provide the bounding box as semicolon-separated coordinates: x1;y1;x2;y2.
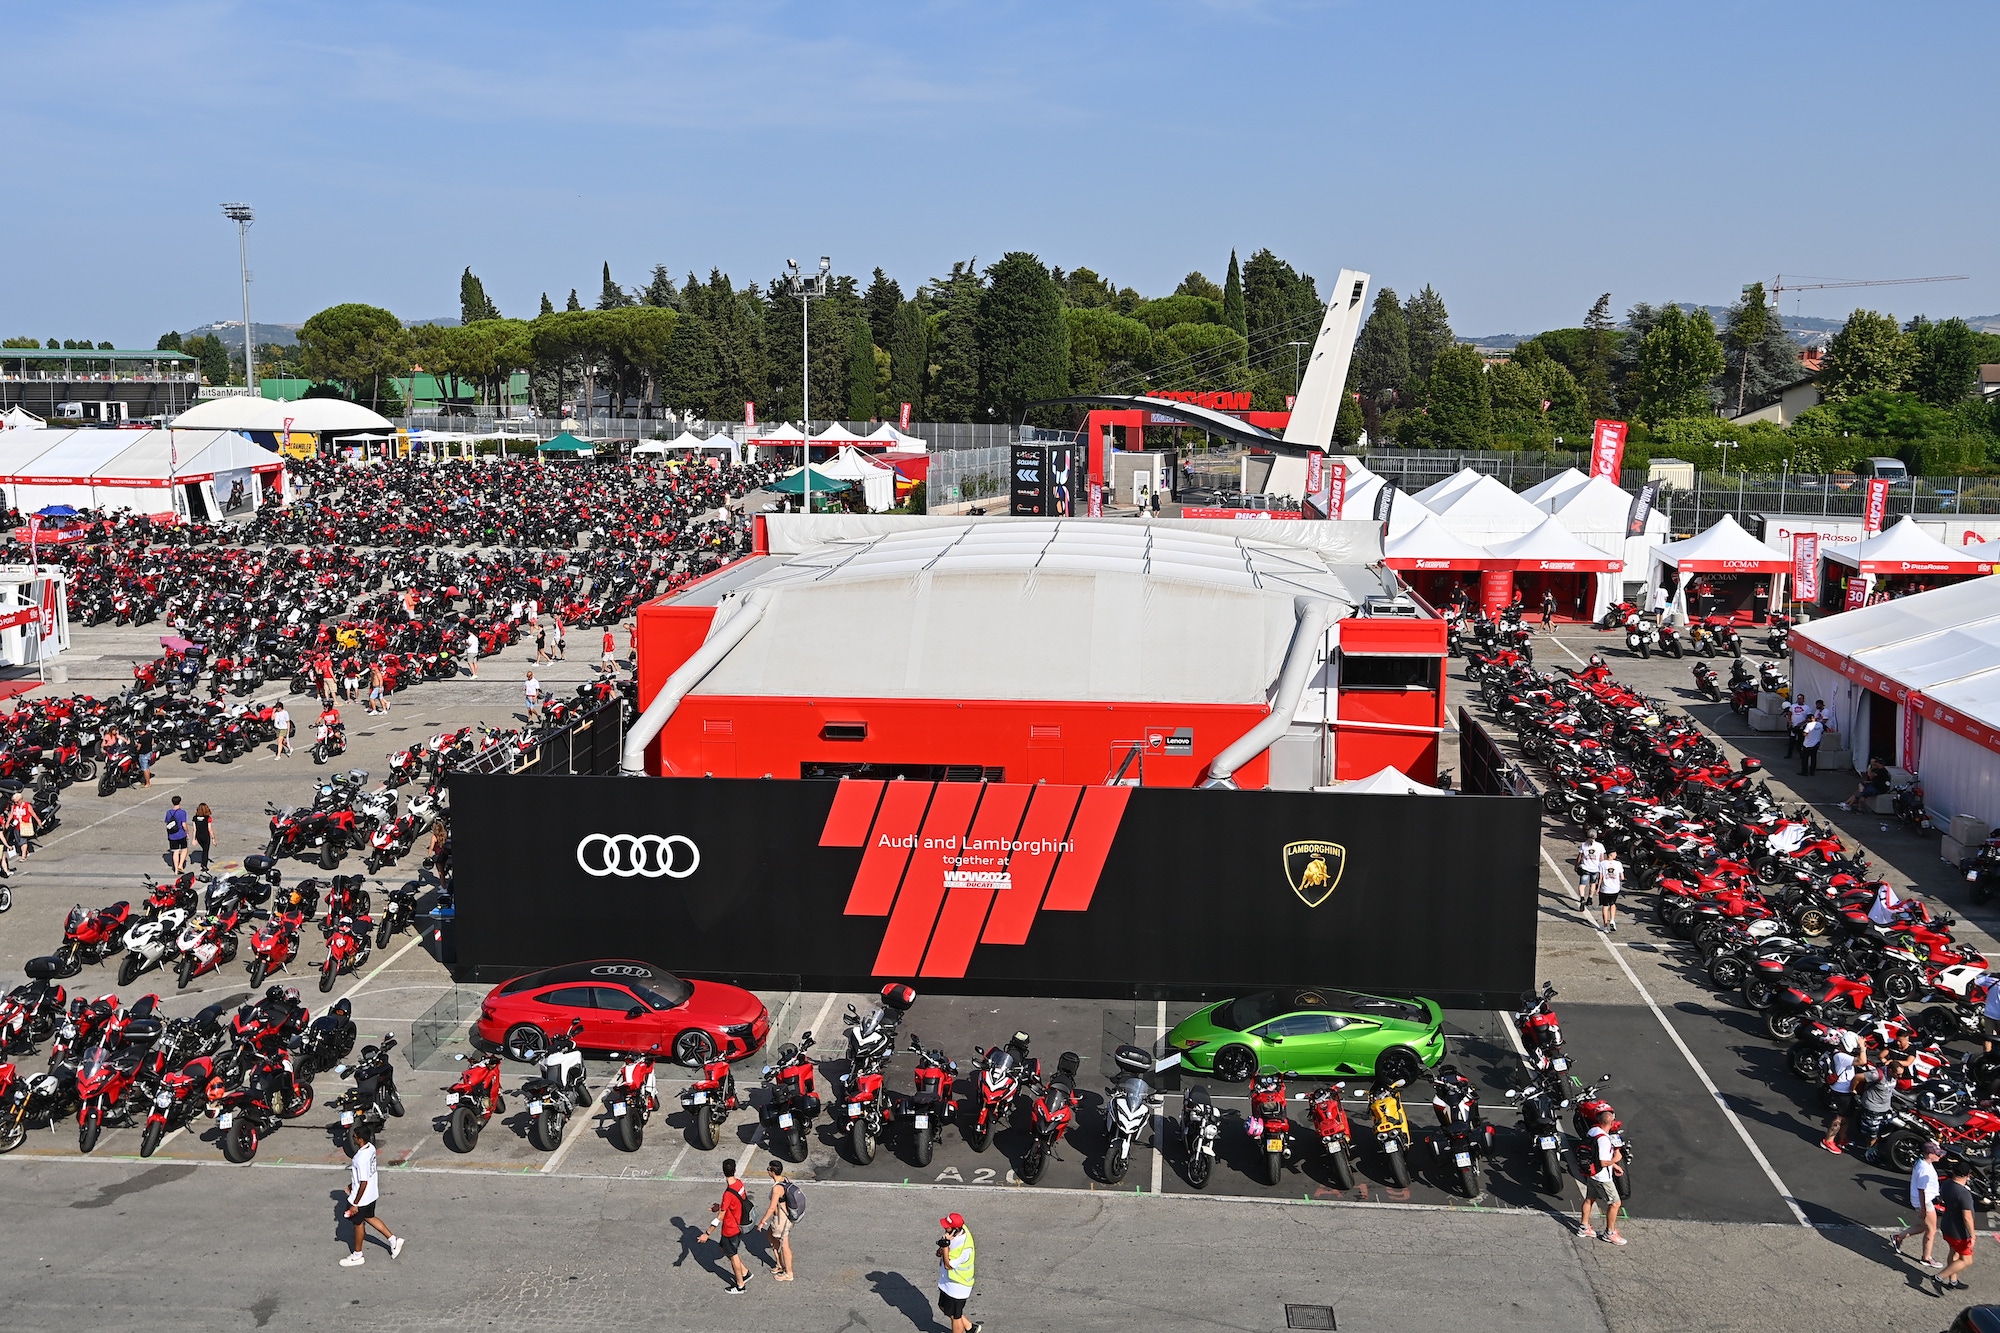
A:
1785;699;1810;758
1820;1030;1862;1154
1597;851;1625;932
1891;1141;1947;1269
1579;1108;1626;1245
1576;831;1605;910
339;1123;404;1266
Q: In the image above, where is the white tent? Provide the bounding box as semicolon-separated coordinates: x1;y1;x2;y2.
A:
1825;516;1996;576
747;421;808;463
864;422;928;453
634;431;740;464
1412;466;1490;511
1421;473;1548;544
0;406;45;431
1648;515;1789;621
1790;578;2000;825
0;428;284;520
818;446;898;512
1383;510;1489;569
811;423;872;446
1340;473;1427;536
1318;766;1447;795
1534;472;1668;618
1484;514;1626;572
171;396;393;434
1518;466;1592;510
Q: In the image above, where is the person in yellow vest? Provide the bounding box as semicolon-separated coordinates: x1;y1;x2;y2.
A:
935;1212;979;1333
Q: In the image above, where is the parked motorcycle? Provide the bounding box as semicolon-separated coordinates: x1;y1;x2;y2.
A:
118;906;190;986
1307;1081;1357;1189
1570;1074;1633;1199
520;1018;589;1151
833;984;914;1166
315;913;373;992
965;1031;1032;1152
904;1034;961;1168
1178;1084;1221;1188
213;1052;314;1162
173;908;245;989
54;900;134;977
372;883;420;949
439;1051;506;1153
1099;1043;1155;1184
1506;1072;1573;1194
330;1032;402;1139
244;908;306;989
754;1034;818;1161
1019;1050;1082;1186
1369;1077;1414;1189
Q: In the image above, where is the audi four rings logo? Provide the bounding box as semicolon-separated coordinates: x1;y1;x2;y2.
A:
576;833;701;878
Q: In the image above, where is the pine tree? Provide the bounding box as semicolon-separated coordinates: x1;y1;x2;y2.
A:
1241;249;1319;364
846;316;878;420
540;293;555;317
597;263;632;310
886;300;927;421
975;253;1069;426
460;268;500;324
925;262;984;423
864;268;903;350
565;289;581;312
1723;282;1772;414
641;265;678;309
1222;251;1247;340
1402;285;1454;383
1351;287;1410;404
1579;293;1617;414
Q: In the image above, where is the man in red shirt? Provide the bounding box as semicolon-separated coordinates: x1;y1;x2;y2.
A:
701;1159;752;1293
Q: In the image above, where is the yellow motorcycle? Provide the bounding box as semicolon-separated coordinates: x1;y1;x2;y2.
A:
1369;1077;1412;1188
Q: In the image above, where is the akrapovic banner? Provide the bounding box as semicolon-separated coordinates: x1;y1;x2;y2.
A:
1373;483;1396;524
1625;481;1659;538
448;776;1541;1007
1792;532;1819;601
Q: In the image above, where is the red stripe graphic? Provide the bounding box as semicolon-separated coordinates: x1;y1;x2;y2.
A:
870;783;982;976
919;782;1032;978
819;779;884;847
842;781;933;915
979;784;1083;946
1042;786;1130;911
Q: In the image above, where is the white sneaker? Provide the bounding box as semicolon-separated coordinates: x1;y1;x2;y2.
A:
389;1236;405;1259
339;1253;365;1267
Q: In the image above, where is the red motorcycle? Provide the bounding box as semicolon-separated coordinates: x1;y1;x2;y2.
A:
0;958;67;1054
441;1050;506;1153
1514;982;1569;1077
605;1045;663;1152
964;1031;1033;1153
75;1009;162;1154
316;914;373;992
902;1034;960;1168
245;909;305;989
1246;1071;1300;1187
210;1053;314;1162
1018;1049;1082;1185
1570;1073;1634;1200
173;907;244;990
139;1033;224;1157
686;1051;749;1153
54;901;134;977
1308;1082;1357;1189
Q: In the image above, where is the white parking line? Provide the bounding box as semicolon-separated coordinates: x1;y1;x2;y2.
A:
1547;633;1587;668
1538;845;1810;1227
337;933;427;1005
1150;998;1166;1195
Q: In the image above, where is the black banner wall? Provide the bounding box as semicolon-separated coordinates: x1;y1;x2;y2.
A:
447;775;1541;1007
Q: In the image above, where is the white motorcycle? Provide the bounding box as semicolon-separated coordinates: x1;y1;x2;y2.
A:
118;907;190;986
519;1017;591;1152
1100;1044;1157;1185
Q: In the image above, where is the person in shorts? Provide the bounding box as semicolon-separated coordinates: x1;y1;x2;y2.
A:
1597;850;1624;932
701;1159;752;1294
1579;1107;1626;1245
756;1160;797;1281
164;795;191;873
1890;1140;1945;1269
1936;1160;1978;1294
1820;1029;1862;1153
1576;830;1605;910
339;1122;404;1266
272;702;291;758
936;1212;978;1333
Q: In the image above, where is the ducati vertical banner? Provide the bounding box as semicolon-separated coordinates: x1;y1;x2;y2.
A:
1305;450;1323;500
1791;532;1819;601
1328;462;1347;519
1087;481;1103;517
1588;420;1629;481
1863;478;1890;534
898;402;912;432
1625;481;1659;538
1902;695;1923;774
745;401;756;428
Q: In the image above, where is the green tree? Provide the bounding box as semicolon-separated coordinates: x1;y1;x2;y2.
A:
1222;250;1247;340
1419;342;1492;447
1332;360;1364;447
886;299;928;420
1723;282;1771;414
1175;271;1223;303
925;261;984;422
180;334;230;386
565;289;582;312
1631;303;1726;422
864;268;903;349
1057;266;1114;309
1488;359;1547;439
658;315;721;416
597;263;633;310
847;315;877;420
154;331;182;352
1578;293;1618;414
1149;323;1249;391
641;265;678;309
1908;317;1980;408
297;303;406;411
459;268;500;324
539;293;555;317
1133;294;1222;330
762;272;853;422
1817;309;1914;401
1351;286;1410;405
975;252;1069;425
1241;249;1319;365
1402;285;1454;383
1063;306;1152;396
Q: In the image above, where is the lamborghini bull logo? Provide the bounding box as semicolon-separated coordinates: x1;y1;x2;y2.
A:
1284;840;1347;907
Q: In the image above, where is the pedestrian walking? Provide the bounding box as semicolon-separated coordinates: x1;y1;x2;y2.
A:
1784;698;1809;759
338;1122;405;1266
524;671;541;720
936;1212;978;1333
165;795;191;873
1541;590;1556;634
1890;1141;1946;1269
701;1159;753;1293
8;788;37;865
756;1160;799;1280
368;661;387;715
1820;1029;1863;1153
466;628;480;678
1579;1107;1627;1245
1935;1160;1978;1294
553;615;566;660
273;702;292;758
318;657;336;707
1597;850;1624;932
1576;829;1605;910
534;623;550;663
601;628;617;672
192;802;215;871
1799;713;1824;777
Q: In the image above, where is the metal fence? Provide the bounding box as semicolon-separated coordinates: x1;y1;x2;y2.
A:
392;414;1043;453
925;445;1013;507
454;697;625;777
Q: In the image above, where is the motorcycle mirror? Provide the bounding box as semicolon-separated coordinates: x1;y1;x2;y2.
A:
453;1053;467;1062
1505;1088;1520;1099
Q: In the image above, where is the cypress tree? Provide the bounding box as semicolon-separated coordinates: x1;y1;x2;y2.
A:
460;268;500;324
847;315;877;420
565;289;582;312
926;262;983;423
975;253;1069;426
1351;287;1410;404
1402;285;1454;383
864;268;903;350
1222;250;1246;339
597;263;633;309
539;293;555;317
886;300;927;421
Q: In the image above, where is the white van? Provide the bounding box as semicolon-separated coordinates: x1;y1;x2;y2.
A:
1858;456;1909;484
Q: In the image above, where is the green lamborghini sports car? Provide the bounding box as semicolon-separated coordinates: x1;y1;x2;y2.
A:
1166;987;1446;1083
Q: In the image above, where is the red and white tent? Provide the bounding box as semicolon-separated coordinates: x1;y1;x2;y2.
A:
1484;515;1625;572
1382;510;1488;570
1825;516;1996;576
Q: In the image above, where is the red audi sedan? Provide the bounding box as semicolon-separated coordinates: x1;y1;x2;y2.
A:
476;960;770;1066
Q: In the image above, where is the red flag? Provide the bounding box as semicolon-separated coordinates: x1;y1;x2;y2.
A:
1087;482;1103;517
1862;478;1889;534
1328;462;1347;520
1588;420;1629;481
898;402;912;432
1791;532;1819;601
745;401;757;428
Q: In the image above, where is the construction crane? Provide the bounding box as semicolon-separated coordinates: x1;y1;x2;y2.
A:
1769;273;1968;306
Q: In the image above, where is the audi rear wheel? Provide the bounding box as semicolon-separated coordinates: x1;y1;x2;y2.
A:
673;1029;716;1069
503;1025;546;1062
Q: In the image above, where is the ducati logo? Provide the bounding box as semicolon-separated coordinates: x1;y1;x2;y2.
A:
1283;840;1346;907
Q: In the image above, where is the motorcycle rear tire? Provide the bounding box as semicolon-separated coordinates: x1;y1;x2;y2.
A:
1742;979;1778;1010
223;1119;258;1163
386;1090;404;1118
614;1112;642;1153
851;1120;876;1166
283;1081;314;1120
445;1104;482;1153
529;1110;565;1152
247;959;267;991
1615;1164;1634;1199
1103;1139;1127;1183
1765;1010;1804;1041
320;842;340;870
1021;1141;1047;1185
1261;1143;1283;1187
1881;969;1918;1003
692;1109;718;1151
1384;1145;1411;1189
1789;1043;1828;1082
1795;907;1831;938
1328;1147;1355;1191
79;1106;102;1154
1458;1162;1481;1198
914;1124;935;1168
118;952;143;988
1881;1131;1922;1173
176;954;195;990
1709;956;1746;990
1917;1007;1961;1043
781;1124;805;1163
1539;1147;1563;1195
139;1118;165;1159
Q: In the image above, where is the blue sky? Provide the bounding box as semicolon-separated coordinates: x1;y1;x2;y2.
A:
5;1;1994;344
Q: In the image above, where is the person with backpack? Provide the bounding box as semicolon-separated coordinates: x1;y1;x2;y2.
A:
756;1160;803;1281
701;1159;753;1294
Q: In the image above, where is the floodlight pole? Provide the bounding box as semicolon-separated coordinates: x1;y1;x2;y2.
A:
222;204;258;399
786;257;831;513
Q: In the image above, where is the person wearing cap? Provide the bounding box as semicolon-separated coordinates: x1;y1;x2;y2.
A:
1890;1141;1946;1269
1935;1159;1979;1294
935;1212;979;1333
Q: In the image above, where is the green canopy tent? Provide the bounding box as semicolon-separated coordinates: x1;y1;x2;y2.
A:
767;466;851;494
537;431;595;456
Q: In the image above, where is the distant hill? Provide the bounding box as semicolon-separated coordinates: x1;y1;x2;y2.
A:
178;320;301;347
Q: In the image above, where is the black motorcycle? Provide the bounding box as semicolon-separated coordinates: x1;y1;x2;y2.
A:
1424;1068;1494;1198
1505;1072;1571;1194
1178;1084;1221;1188
373;883;421;949
330;1031;403;1139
